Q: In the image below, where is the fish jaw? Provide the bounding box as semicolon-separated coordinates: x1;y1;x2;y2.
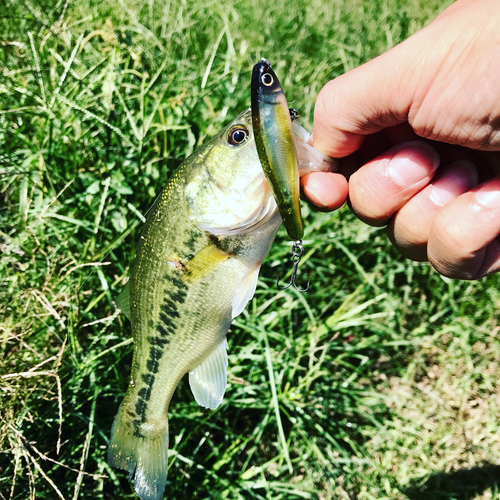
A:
293;120;340;176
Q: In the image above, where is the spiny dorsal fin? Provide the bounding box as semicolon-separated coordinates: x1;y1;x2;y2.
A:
189;339;228;410
116;281;131;319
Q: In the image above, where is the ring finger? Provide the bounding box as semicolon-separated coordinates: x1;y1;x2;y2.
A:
388;160;478;261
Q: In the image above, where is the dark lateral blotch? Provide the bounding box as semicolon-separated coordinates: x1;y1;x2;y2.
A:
138;387;152;401
135;398;147;417
146;358;159;373
170;289;187;303
141;373;155;386
148;335;169;346
172;277;187;290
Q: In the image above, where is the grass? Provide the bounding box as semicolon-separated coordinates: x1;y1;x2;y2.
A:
3;0;500;499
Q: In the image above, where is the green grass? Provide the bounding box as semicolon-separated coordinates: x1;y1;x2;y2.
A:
3;0;500;499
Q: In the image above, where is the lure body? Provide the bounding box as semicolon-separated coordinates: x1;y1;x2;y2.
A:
108;109;336;500
251;59;303;241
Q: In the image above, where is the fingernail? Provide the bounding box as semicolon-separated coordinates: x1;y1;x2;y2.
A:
429;161;478;206
475;179;500;208
387;141;440;187
309;188;327;207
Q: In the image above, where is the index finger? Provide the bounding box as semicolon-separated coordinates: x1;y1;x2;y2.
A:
312;53;412;158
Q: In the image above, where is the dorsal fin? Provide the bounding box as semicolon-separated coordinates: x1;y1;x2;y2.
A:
116;281;131;319
189;339;228;410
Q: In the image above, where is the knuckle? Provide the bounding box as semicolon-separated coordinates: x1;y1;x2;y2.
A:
410;104;500;151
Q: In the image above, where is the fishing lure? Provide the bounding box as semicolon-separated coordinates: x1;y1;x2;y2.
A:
251;59;308;291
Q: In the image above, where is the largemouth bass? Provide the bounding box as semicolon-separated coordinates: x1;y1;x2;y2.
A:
108;109;336;500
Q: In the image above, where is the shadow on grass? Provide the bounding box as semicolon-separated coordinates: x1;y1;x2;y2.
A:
402;463;500;500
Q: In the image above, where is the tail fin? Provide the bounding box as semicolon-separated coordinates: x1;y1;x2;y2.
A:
108;403;169;500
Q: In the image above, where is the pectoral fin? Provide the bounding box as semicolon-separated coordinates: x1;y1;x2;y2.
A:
231;266;260;319
189;339;228;410
185;244;232;283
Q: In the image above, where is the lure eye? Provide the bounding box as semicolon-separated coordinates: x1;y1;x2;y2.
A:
261;73;273;86
227;125;249;146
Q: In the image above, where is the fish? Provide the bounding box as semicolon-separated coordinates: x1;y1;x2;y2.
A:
108;109;337;500
251;58;303;242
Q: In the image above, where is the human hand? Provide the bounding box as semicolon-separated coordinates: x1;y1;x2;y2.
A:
303;0;500;279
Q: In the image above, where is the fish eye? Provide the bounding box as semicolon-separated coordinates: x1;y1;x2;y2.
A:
227;125;249;146
262;73;273;86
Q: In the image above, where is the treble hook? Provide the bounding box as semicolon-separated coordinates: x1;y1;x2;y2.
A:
276;240;310;292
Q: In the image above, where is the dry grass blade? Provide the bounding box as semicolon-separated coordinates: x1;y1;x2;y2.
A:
72;373;98;500
27;31;46;105
58;261;111;285
201;24;228;90
8;440;21;500
56;94;135;148
55;0;71;28
32;290;65;329
9;426;66;500
9;427;107;479
2;370;64;454
48;33;85;110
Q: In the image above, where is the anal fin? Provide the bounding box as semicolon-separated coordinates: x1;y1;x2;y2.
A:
189;339;228;410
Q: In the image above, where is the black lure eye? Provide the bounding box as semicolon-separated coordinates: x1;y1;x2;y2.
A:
261;73;273;86
227;125;249;146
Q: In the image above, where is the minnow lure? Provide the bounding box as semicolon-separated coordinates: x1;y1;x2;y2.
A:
251;59;308;291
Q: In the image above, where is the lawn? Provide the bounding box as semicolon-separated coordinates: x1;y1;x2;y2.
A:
3;0;500;499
